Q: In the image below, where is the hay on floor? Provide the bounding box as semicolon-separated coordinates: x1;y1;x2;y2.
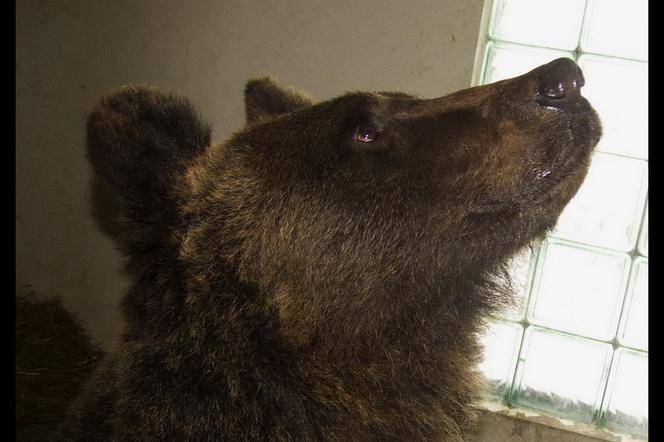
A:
16;291;104;441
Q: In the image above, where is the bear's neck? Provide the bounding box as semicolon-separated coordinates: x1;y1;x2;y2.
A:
286;277;489;440
120;258;493;440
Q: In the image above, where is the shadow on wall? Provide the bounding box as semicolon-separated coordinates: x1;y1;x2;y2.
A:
89;174;126;245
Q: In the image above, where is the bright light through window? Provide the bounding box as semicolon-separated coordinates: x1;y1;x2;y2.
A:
475;0;648;438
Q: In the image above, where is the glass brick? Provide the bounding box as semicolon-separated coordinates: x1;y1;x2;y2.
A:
553;152;648;251
482;41;573;84
514;328;611;422
489;0;586;51
580;0;648;61
578;55;648;160
619;258;648;351
529;241;629;340
479;321;523;399
638;203;648;257
601;349;648;437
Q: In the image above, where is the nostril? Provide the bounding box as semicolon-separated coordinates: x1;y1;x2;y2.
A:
540;81;568;99
573;76;585;89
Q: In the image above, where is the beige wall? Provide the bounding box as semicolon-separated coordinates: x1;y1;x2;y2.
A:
16;0;484;350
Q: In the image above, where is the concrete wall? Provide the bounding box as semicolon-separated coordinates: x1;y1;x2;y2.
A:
474;404;643;442
16;0;484;350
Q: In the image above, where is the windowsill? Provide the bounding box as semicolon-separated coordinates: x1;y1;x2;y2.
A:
475;401;647;442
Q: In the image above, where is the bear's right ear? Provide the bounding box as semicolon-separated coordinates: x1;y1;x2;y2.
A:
86;85;211;212
244;77;313;125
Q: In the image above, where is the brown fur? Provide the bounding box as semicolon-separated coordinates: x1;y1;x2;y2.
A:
60;61;601;441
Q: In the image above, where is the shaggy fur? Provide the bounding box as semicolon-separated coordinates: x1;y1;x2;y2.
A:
60;60;601;441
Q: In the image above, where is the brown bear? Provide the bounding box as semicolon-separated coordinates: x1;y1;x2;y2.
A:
59;58;601;441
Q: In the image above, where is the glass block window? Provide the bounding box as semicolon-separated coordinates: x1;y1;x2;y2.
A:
475;0;648;438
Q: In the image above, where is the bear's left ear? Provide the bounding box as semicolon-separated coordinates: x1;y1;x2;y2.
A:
244;77;313;124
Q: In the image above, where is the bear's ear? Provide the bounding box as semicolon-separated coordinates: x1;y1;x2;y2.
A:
244;77;313;124
86;85;211;211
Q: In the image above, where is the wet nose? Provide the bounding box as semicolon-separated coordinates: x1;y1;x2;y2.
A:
535;58;585;110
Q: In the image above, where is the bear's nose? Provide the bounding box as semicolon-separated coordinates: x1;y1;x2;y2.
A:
535;58;585;110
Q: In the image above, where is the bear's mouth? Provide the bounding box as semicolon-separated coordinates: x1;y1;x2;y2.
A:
468;198;518;214
469;112;599;216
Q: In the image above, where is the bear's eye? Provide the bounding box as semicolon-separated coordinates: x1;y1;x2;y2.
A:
356;126;380;143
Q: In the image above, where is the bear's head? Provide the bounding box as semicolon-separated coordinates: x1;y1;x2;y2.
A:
88;58;601;348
